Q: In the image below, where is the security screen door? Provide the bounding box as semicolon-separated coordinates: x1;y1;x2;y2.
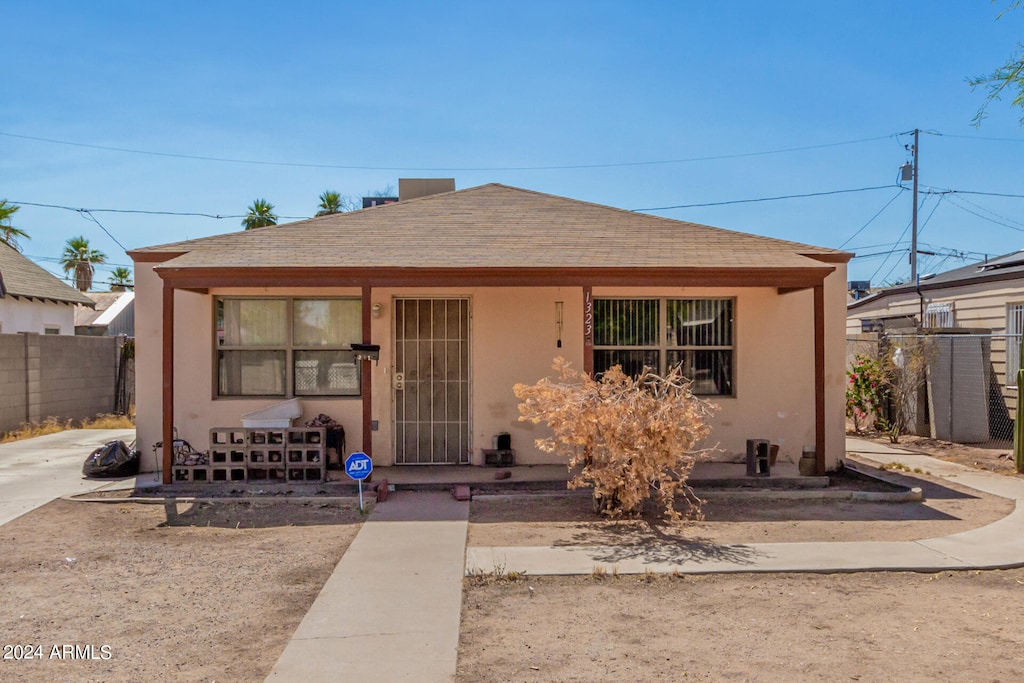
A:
393;299;471;464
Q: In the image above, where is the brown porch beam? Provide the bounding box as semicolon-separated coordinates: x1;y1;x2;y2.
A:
814;284;826;476
162;280;175;485
362;286;372;458
155;265;835;290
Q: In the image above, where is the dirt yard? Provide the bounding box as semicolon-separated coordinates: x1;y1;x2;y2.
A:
1;457;1021;682
458;464;1024;682
0;498;362;683
458;568;1024;682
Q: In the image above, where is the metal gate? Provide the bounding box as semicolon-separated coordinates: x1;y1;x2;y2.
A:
393;298;471;464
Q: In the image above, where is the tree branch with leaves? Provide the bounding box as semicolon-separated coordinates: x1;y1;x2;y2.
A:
970;1;1024;125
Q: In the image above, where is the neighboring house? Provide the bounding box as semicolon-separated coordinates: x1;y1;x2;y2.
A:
75;291;135;337
0;242;94;335
129;182;850;483
847;250;1024;336
847;251;1024;440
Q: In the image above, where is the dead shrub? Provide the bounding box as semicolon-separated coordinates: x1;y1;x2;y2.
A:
514;358;717;521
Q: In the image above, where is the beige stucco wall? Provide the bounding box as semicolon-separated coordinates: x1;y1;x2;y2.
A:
135;263;848;473
134;265;365;471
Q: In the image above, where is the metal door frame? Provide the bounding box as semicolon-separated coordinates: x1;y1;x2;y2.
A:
391;296;472;465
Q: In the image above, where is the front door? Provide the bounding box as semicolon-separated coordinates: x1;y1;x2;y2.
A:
393;298;471;464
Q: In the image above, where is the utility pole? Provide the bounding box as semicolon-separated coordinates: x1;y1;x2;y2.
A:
910;128;919;284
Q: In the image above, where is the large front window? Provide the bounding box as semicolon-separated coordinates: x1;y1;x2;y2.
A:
593;298;734;396
216;298;362;397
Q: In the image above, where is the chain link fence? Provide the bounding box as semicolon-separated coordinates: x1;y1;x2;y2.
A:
846;333;1019;449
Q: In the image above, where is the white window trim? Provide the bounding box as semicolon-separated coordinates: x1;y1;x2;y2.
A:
1007;303;1024;390
923;301;954;329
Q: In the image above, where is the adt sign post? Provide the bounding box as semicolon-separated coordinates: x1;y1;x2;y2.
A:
345;451;373;511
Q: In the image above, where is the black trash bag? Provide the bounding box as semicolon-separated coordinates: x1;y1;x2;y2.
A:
83;440;140;478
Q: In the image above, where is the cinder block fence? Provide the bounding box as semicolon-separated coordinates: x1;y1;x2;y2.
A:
0;333;124;434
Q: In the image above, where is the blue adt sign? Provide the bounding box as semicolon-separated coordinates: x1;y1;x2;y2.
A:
345;452;373;481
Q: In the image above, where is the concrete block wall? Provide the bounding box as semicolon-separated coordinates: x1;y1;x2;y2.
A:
0;333;120;434
0;335;29;431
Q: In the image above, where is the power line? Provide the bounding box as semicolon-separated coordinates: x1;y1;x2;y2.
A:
945;195;1024;233
915;193;945;240
838;190;905;249
949;194;1024;230
9;199;308;221
0;130;896;172
929;131;1024;143
24;254;135;269
79;211;127;251
869;194;924;284
633;185;901;212
11;199;243;219
944;189;1024;199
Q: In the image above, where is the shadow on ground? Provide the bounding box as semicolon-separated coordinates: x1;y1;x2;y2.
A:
552;523;762;566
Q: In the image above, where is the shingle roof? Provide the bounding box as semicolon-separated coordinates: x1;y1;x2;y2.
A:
132;183;849;271
0;243;95;306
847;249;1024;311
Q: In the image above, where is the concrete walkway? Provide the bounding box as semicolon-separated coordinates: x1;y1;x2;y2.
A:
0;429;150;526
466;437;1024;575
266;491;469;682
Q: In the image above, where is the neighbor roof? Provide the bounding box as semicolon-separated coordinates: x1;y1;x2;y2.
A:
848;249;1024;311
131;184;849;272
75;291;134;327
0;243;95;306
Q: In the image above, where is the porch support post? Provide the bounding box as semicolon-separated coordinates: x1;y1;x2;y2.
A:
362;286;372;457
814;283;826;476
583;285;594;376
161;280;175;485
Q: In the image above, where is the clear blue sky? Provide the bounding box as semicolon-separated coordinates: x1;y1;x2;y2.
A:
3;0;1023;289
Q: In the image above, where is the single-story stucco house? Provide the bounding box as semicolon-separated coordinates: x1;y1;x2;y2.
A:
129;182;850;483
1;242;95;335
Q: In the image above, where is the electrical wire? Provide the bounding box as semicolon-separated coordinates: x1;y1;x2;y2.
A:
945;195;1024;233
633;185;899;212
838;190;905;248
929;131;1024;143
0;130;896;172
868;196;924;284
79;211;127;251
944;194;1024;230
9;199;308;221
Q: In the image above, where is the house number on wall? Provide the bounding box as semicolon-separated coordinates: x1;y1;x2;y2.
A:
583;289;593;349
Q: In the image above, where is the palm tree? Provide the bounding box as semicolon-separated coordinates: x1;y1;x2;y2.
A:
316;191;343;216
0;199;30;252
242;198;277;230
60;236;107;292
109;266;134;291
